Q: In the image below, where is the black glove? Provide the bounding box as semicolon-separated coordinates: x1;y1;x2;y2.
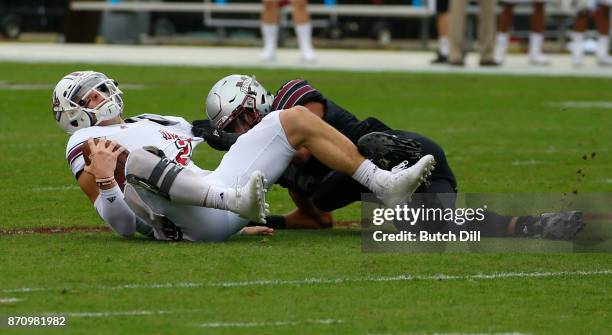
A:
191;119;241;151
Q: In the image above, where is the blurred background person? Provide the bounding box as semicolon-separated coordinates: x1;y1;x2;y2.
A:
431;0;450;64
449;0;498;66
261;0;316;62
570;0;612;66
494;1;550;65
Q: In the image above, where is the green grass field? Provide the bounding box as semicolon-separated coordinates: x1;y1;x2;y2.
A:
0;62;611;334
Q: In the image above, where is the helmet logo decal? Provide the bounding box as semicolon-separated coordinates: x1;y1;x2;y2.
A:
52;93;61;111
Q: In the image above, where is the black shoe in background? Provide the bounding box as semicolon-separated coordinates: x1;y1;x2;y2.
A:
479;59;500;67
431;52;448;64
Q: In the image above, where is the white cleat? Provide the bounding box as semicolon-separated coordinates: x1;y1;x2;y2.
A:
571;57;583;68
597;56;612;66
227;170;269;224
301;50;317;63
261;51;276;62
374;155;436;208
529;54;550;66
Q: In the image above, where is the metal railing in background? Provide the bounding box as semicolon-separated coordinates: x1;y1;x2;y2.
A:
70;0;436;46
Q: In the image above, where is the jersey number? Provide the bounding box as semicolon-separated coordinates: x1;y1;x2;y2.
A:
174;139;193;166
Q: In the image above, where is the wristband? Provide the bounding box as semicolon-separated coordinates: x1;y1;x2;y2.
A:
96;176;116;188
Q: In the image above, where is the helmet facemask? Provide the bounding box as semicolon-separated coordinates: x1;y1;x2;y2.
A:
217;84;263;133
69;76;124;124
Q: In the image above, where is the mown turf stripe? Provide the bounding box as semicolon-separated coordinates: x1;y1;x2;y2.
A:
3;270;610;294
195;318;343;328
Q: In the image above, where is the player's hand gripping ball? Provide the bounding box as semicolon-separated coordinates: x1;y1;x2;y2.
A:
82;138;129;190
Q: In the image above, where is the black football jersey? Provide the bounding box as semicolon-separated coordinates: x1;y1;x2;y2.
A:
273;79;391;143
273;80;391;196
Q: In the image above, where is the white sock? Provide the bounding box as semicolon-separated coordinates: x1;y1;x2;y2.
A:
261;24;278;57
597;34;610;59
352;159;391;193
494;32;509;63
203;185;229;210
571;32;585;60
295;22;315;58
529;32;544;57
352;160;378;190
439;36;449;56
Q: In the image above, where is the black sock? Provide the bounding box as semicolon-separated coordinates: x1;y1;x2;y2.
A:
514;216;542;237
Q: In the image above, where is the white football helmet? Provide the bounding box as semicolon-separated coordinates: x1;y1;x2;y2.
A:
52;71;124;134
206;74;273;131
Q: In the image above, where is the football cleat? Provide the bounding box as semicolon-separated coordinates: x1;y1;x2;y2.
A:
358;132;423;170
597;56;612;67
374;155;436;208
227;171;269;224
301;50;317;64
529;53;550;66
537;211;585;240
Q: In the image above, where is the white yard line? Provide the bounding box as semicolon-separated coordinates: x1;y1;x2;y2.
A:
0;298;23;303
36;310;343;328
370;332;532;335
3;270;610;294
30;185;80;192
544;101;612;109
511;160;544;166
60;309;188;318
0;82;146;90
196;318;343;328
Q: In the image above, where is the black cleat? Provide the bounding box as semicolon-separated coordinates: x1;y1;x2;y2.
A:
536;211;585;240
358;132;423;170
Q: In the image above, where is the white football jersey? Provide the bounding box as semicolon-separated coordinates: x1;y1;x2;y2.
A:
65;114;204;178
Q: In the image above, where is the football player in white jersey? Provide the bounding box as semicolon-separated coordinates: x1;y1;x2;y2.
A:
53;71;436;242
55;71;272;241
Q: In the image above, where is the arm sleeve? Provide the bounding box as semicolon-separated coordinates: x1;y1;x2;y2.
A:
93;185;137;237
66;140;86;180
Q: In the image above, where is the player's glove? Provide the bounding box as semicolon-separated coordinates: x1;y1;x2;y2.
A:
277;164;319;197
191;119;241;151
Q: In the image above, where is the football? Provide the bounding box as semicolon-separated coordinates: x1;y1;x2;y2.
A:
81;138;129;191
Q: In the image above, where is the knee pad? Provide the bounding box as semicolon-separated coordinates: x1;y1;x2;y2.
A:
126;147;184;199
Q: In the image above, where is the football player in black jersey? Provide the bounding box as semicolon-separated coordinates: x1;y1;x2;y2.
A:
192;75;584;240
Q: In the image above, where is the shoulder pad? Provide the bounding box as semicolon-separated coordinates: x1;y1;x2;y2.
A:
273;79;325;111
125;114;179;126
